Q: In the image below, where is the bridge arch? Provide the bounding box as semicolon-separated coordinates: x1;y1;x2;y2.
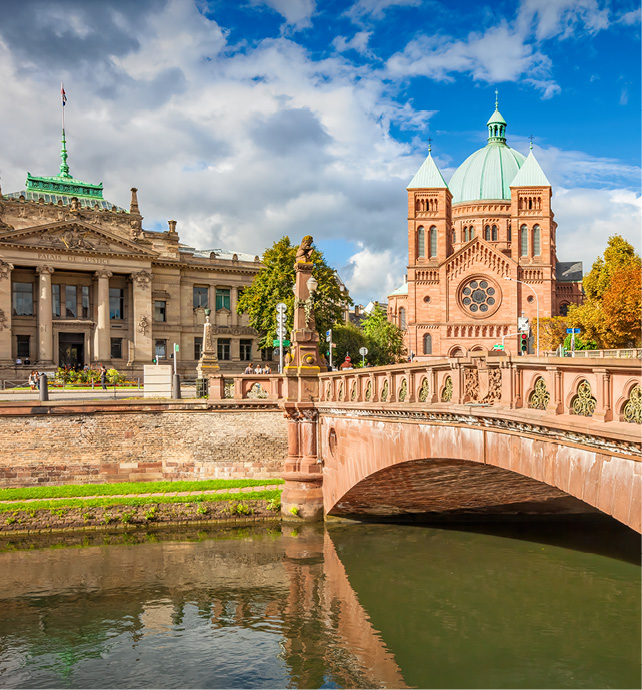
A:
320;413;640;531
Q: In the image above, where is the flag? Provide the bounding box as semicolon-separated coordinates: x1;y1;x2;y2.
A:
61;83;67;106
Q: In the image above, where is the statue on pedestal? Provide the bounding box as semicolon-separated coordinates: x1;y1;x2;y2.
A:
196;309;220;377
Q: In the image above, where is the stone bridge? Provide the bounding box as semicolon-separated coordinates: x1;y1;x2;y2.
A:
217;353;640;532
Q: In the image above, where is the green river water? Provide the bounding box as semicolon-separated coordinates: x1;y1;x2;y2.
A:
0;518;639;689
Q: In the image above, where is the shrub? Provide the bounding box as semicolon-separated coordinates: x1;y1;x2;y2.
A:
107;368;124;385
267;497;281;512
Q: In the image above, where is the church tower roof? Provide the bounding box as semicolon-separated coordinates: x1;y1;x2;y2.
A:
510;148;551;187
407;149;449;190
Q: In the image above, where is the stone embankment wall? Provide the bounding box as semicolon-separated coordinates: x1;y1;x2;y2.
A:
0;402;288;487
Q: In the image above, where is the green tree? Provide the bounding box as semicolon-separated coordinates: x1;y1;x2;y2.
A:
567;235;641;348
236;236;351;349
330;321;367;366
362;303;406;365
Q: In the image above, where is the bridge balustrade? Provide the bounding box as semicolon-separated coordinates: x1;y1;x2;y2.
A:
317;354;641;424
208;374;285;401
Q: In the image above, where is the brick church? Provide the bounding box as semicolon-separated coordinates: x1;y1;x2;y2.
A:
388;99;583;358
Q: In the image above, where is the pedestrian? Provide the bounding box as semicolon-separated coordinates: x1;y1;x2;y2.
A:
15;356;22;366
28;370;37;390
244;363;253;374
100;364;107;390
264;364;271;374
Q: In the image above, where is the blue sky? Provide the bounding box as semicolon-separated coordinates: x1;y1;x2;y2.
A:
0;0;639;303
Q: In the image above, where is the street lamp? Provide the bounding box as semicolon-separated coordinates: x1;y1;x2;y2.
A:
504;276;539;356
306;275;318;296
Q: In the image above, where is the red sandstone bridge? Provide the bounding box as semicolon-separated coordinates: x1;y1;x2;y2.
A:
210;352;641;533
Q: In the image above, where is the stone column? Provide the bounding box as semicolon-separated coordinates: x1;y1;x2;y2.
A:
593;368;612;422
231;286;238;326
130;269;153;363
0;260;14;364
36;265;55;365
94;269;112;363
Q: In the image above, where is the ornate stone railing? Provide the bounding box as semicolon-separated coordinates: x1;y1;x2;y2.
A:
208;374;285;401
317;353;641;424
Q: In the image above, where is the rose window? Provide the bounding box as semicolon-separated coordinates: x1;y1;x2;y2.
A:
459;278;500;316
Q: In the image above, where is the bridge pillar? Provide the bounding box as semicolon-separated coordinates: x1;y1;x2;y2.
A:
280;236;325;522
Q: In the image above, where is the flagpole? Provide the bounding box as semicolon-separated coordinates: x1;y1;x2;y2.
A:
61;82;65;132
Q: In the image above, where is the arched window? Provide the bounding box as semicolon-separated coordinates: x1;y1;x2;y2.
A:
520;224;528;256
423;333;432;355
528;198;533;210
452;229;456;244
463;227;468;242
470;226;475;239
559;302;569;316
507;226;512;242
484;225;490;241
399;307;406;330
492;224;498;241
533;224;541;256
429;226;437;257
417;226;425;258
415;198;420;212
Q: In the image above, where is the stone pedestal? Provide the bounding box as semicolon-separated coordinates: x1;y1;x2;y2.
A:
197;314;220;378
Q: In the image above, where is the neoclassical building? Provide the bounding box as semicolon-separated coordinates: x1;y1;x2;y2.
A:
0;134;262;376
388;101;583;357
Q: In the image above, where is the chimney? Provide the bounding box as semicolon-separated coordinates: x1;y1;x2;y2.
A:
168;220;177;234
130;187;140;215
354;304;360;316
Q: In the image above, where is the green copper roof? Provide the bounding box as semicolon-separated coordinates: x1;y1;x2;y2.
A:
509;150;550;187
407;152;449;189
389;282;408;296
449;102;526;203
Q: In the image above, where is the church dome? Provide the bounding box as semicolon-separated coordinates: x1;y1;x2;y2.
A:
448;103;526;204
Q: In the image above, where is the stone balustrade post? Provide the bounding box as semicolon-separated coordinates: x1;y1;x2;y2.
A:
545;366;563;414
208;374;225;400
593;369;612;422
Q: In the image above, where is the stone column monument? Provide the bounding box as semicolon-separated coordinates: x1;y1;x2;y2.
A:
281;236;326;522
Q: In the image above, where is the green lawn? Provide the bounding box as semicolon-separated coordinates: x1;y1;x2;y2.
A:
0;489;281;513
0;478;284;502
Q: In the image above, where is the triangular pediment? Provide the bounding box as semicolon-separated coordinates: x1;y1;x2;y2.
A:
0;220;158;257
442;237;516;281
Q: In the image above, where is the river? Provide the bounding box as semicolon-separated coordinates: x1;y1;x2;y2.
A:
0;518;639;689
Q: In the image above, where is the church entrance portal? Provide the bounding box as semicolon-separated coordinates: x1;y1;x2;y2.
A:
58;333;85;369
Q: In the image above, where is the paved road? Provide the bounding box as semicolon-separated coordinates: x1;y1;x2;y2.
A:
0;387;198;402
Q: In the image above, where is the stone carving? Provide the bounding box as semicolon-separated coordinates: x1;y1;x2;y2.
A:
365;380;372;402
418;378;430;402
0;217;14;231
0;259;14;281
224;381;234;399
381;380;389;402
326;383;331;400
398;378;408;402
94;269;113;280
138;315;149;335
351;382;357;401
571;380;596;417
441;376;453;402
130;269;152;288
481;368;502;404
293;296;314;328
0;309;7;331
36;264;54;276
247;383;268;399
623;384;641;424
528;377;550;410
464;368;479;401
296;235;313;263
338;381;344;401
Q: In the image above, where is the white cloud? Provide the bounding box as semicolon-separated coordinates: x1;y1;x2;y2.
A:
345;0;422;23
517;0;609;40
553;187;642;272
332;31;373;56
617;7;641;25
343;245;407;301
250;0;316;30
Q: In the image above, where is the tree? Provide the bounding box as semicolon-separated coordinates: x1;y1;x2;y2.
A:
534;316;569;352
362;304;406;365
330;322;367;366
567;235;641;348
236;236;350;350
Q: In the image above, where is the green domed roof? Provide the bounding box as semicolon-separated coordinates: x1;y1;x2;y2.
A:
449;100;526;204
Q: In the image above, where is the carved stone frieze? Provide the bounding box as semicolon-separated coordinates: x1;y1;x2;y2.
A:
130;269;152;288
94;269;113;280
0;309;7;331
0;259;14;281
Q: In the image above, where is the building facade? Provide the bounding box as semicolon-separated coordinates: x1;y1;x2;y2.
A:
0;135;263;377
388;102;583;357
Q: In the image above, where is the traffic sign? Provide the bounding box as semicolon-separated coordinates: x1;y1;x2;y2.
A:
517;316;530;333
273;339;291;347
276;326;287;337
566;328;581;334
174;343;179;352
276;302;287;313
493;344;504;350
359;347;368;356
326;329;332;342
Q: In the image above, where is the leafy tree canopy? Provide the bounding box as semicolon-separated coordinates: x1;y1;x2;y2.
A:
567;235;641;348
236;236;351;349
361;303;406;365
330;322;367;366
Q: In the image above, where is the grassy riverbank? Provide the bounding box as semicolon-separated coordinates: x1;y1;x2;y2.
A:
0;478;283;502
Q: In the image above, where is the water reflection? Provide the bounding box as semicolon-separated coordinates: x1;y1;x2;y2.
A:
0;520;639;689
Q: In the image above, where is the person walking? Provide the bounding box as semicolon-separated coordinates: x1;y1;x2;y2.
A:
28;370;37;390
100;364;107;390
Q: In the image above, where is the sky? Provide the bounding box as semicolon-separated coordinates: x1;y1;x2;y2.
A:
0;0;639;304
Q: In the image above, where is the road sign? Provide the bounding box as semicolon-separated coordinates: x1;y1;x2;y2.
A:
326;329;332;342
273;339;291;347
517;316;529;333
493;344;504;350
276;302;287;313
566;328;581;334
276;326;287;337
359;347;368;356
174;343;179;352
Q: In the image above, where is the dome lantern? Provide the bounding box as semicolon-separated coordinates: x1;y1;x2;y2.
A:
486;89;507;144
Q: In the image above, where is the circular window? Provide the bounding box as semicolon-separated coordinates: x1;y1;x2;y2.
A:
423;295;431;303
527;295;535;303
458;276;501;318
